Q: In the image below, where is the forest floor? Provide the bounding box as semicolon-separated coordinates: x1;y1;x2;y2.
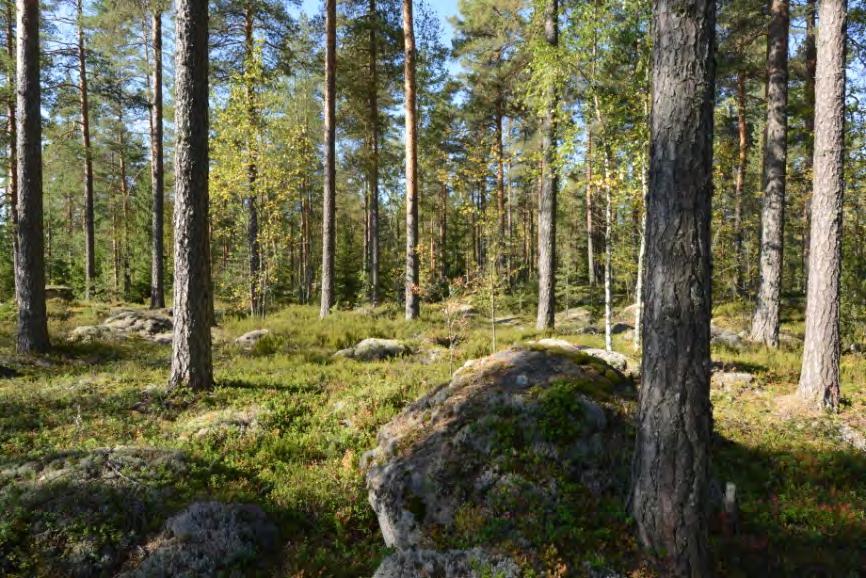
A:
0;297;864;577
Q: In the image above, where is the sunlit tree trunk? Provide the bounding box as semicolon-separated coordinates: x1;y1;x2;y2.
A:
148;8;165;308
535;0;557;331
798;0;846;410
170;0;213;390
630;0;715;573
77;0;96;300
751;0;789;347
15;0;49;353
368;0;380;304
320;0;336;318
403;0;419;319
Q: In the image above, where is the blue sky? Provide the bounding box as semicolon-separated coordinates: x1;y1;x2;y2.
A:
299;0;461;45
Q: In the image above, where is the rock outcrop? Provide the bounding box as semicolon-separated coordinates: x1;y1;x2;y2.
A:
364;343;634;575
335;338;409;362
68;309;173;344
234;329;270;348
119;501;278;577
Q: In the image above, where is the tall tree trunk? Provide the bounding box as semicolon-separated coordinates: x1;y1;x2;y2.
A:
535;0;557;331
243;5;261;316
15;0;49;353
403;0;419;320
585;128;595;286
802;0;817;293
170;0;212;390
149;8;165;308
634;149;648;350
798;0;845;410
630;0;715;573
367;0;380;304
751;0;789;347
734;70;748;295
6;0;18;303
320;0;336;318
118;114;131;297
77;0;95;300
602;145;613;352
495;98;506;275
439;179;447;283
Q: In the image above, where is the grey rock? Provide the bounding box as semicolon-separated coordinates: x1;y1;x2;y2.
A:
119;501;277;577
45;285;74;301
234;329;271;348
711;371;755;389
373;548;519;578
365;346;631;552
337;338;409;362
610;322;633;335
711;324;743;349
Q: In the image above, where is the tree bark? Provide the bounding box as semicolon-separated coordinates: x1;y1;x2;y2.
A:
798;0;845;410
5;0;18;303
751;0;789;347
439;179;447;283
630;0;715;573
602;145;612;352
320;0;336;318
15;0;48;353
367;0;380;304
585;128;595;286
77;0;95;300
149;8;165;308
170;0;213;390
535;0;557;331
403;0;419;320
734;70;748;295
802;0;817;292
243;5;261;316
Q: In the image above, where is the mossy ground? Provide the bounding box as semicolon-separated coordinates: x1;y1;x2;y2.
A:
0;298;864;576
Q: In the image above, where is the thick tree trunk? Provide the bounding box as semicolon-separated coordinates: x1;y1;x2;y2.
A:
149;9;165;308
751;0;789;347
15;0;49;353
403;0;419;320
630;0;715;573
170;0;213;390
798;0;845;410
5;0;18;302
535;0;557;331
243;6;261;316
77;0;95;300
734;70;748;295
802;0;816;292
320;0;336;318
368;0;380;304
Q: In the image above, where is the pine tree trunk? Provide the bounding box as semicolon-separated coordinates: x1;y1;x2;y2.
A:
77;0;95;300
630;0;715;573
602;145;613;352
320;0;336;318
5;0;18;304
798;0;845;410
243;6;261;316
535;0;557;331
495;99;506;275
439;179;447;284
585;128;595;286
15;0;49;353
734;70;748;295
802;0;816;293
118;115;131;297
149;9;165;308
368;0;380;305
170;0;212;390
634;149;648;350
403;0;419;320
751;0;789;347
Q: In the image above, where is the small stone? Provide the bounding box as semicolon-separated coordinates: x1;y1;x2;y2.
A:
234;329;271;348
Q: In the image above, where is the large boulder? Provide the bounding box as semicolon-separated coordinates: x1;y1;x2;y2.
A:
373;548;520;578
0;447;186;578
335;338;409;362
533;339;639;378
45;285;74;301
363;344;634;574
68;309;173;344
711;323;744;350
119;501;278;577
234;329;270;348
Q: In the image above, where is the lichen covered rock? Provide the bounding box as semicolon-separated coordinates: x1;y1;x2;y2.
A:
335;338;409;362
119;501;278;577
364;344;635;574
373;547;520;578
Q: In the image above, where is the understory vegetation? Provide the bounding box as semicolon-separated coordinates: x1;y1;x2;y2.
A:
1;297;864;577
